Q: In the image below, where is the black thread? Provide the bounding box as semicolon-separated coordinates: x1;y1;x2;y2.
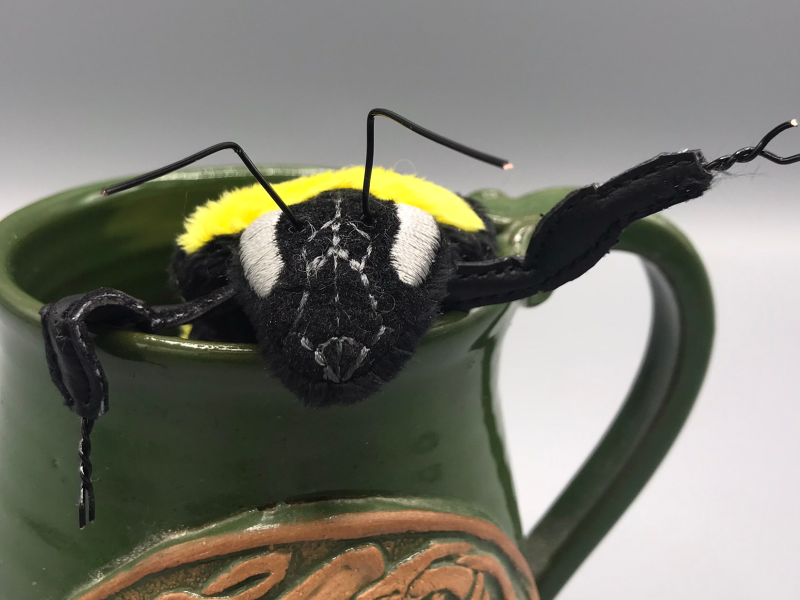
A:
78;418;95;529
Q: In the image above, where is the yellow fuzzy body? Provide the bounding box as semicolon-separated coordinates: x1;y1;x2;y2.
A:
178;166;484;254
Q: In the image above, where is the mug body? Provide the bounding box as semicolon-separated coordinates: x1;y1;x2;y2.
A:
0;168;532;599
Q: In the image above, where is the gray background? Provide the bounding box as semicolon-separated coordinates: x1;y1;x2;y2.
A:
2;2;799;598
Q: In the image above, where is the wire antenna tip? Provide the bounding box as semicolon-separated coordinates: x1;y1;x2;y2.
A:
503;162;514;170
706;119;800;171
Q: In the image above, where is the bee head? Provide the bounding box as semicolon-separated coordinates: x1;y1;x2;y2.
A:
231;188;456;406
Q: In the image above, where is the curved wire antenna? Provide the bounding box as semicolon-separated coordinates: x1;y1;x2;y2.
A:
78;418;95;529
101;142;304;230
705;119;800;172
361;108;513;223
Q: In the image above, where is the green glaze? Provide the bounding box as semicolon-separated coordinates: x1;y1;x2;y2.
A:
0;167;713;599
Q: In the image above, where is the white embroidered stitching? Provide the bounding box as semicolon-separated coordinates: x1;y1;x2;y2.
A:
293;194;388;383
391;203;440;287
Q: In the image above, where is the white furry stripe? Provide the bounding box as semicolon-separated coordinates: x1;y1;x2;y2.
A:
391;203;440;287
239;211;284;297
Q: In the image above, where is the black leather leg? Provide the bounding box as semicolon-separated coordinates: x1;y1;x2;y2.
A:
39;285;236;527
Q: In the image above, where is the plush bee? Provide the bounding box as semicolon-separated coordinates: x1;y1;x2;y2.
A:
40;109;799;527
174;165;507;404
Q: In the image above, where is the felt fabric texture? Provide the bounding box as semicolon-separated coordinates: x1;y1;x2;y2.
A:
178;166;487;254
444;151;714;310
40;287;236;419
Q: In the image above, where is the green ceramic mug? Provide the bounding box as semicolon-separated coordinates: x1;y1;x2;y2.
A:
0;167;713;600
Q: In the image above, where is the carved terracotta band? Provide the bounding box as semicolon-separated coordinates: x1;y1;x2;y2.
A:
75;510;535;600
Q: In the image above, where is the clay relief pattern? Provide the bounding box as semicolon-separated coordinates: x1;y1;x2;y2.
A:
146;541;524;600
70;511;538;600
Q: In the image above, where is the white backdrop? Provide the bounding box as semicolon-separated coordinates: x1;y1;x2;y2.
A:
1;2;799;598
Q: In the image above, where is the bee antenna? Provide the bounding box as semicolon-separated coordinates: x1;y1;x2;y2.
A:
361;108;513;224
705;119;800;172
101;142;305;230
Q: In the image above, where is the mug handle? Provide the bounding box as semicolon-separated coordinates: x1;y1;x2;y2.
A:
523;214;715;599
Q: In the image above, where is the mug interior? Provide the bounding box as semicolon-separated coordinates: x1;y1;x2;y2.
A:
10;167;327;308
0;165;483;349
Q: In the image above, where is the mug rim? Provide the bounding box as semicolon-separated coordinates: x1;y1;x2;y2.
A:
0;165;501;363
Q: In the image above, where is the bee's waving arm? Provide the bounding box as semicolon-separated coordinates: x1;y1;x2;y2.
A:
445;120;800;311
445;151;712;309
39;285;236;527
40;285;236;421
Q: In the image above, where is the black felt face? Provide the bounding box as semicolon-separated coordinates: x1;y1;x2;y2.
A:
229;189;456;407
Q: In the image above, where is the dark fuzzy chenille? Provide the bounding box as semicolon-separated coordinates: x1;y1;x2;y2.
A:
172;234;257;343
230;190;455;406
170;189;497;406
